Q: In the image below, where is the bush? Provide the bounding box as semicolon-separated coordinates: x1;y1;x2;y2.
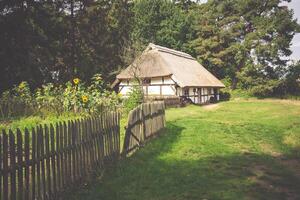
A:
0;82;35;119
219;90;231;101
123;85;143;114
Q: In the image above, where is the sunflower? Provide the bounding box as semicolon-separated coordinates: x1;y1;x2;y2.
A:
73;78;80;85
82;95;89;103
95;75;102;81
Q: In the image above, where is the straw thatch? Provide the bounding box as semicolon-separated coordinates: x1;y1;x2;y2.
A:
115;43;225;88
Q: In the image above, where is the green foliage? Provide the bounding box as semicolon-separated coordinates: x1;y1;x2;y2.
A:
0;74;122;120
0;82;35;119
131;0;193;52
123;85;144;114
36;83;65;115
190;0;300;91
283;61;300;95
0;0;131;92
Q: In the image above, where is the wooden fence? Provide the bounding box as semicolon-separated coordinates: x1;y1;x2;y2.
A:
0;112;120;200
123;101;165;156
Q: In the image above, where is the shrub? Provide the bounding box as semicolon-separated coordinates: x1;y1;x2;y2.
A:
123;85;143;114
0;82;35;119
36;83;65;115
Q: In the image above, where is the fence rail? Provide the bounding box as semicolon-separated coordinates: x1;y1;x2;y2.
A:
123;101;166;156
0;112;120;200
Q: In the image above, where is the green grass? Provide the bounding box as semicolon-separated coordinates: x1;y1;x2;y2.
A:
66;100;300;200
0;112;83;132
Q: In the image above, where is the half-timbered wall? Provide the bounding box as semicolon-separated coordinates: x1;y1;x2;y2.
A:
119;76;176;96
118;77;220;104
178;87;220;104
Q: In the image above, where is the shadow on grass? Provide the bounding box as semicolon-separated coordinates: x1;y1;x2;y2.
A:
65;122;300;200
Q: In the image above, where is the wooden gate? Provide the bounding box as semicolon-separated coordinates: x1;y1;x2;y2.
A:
122;102;166;156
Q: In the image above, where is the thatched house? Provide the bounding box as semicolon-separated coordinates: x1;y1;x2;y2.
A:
112;43;225;104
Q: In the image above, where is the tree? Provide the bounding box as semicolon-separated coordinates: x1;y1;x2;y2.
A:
0;0;67;91
284;61;300;95
0;0;132;92
131;0;193;52
190;0;300;91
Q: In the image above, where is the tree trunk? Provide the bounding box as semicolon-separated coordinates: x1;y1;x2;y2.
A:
231;77;238;89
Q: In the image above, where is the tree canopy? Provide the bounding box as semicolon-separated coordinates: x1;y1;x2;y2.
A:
1;0;299;96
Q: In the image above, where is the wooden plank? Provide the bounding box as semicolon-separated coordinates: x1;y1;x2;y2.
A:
81;119;87;177
36;127;41;199
2;131;8;200
77;120;83;180
99;116;105;169
50;124;56;199
45;125;51;199
24;129;30;200
0;132;2;200
71;121;76;183
60;122;65;188
55;123;61;193
9;130;16;200
75;120;80;181
31;128;37;200
16;129;23;200
40;126;46;200
63;122;67;187
88;118;92;171
67;121;72;184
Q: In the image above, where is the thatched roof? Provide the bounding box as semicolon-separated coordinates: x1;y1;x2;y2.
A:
115;43;225;88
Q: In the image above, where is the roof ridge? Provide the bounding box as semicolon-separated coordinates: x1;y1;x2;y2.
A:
148;43;195;60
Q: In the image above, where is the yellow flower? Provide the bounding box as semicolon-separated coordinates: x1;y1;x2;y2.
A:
73;78;80;85
82;95;88;103
118;93;122;98
19;81;26;89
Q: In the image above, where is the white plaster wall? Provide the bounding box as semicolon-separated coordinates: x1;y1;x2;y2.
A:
164;77;174;84
148;85;161;95
162;85;176;95
151;77;162;85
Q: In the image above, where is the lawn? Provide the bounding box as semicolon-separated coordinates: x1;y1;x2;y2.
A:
66;100;300;200
0;112;83;132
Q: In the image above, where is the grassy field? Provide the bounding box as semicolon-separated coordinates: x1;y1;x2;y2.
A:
66;100;300;200
0;112;83;132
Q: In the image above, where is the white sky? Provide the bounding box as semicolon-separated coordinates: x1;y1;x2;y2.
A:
283;0;300;61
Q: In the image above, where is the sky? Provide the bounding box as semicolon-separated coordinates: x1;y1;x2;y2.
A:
283;0;300;61
198;0;300;61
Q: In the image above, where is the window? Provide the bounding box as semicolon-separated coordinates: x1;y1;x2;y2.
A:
143;78;151;85
184;88;189;96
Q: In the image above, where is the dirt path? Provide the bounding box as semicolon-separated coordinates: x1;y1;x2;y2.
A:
202;103;220;110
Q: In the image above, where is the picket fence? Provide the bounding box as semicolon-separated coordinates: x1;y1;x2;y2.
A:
0;101;166;200
123;101;166;155
0;112;120;200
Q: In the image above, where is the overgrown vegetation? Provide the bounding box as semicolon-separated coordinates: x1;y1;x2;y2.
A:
66;100;300;200
123;85;144;114
0;74;121;120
